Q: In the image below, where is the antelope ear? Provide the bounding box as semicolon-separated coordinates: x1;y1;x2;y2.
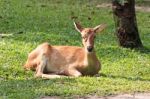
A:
94;24;107;33
74;21;83;33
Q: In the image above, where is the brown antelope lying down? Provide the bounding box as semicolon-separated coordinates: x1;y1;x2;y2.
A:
24;22;106;79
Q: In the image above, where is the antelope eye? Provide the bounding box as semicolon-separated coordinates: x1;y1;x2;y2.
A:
82;36;85;39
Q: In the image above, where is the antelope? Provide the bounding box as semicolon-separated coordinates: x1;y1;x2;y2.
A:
24;22;106;79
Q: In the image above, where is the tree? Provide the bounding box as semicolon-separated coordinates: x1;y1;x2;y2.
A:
112;0;143;48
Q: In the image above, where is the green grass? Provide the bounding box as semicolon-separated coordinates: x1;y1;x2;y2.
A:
0;0;150;98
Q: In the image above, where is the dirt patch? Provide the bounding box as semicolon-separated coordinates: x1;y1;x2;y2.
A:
96;3;150;12
41;93;150;99
98;93;150;99
135;6;150;12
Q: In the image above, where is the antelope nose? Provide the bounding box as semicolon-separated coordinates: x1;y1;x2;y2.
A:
87;46;93;52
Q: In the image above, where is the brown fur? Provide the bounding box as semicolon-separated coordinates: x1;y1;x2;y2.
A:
24;22;106;79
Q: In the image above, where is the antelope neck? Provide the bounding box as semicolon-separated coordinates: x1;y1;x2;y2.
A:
84;49;96;66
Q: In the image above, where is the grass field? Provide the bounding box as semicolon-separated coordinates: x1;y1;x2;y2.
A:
0;0;150;98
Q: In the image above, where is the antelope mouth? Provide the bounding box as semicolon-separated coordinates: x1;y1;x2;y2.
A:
87;46;93;52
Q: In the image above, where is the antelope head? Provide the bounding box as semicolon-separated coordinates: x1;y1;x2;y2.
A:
74;22;106;53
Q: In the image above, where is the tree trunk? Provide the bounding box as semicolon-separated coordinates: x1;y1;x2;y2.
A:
112;0;143;48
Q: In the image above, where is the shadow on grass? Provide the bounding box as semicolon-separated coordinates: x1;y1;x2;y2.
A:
0;77;79;98
100;73;150;82
0;73;150;98
135;46;150;54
